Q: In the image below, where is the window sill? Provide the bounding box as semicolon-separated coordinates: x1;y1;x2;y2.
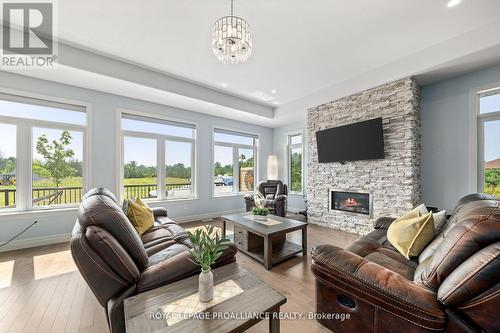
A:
212;193;247;200
0;206;79;220
142;197;199;205
289;193;305;197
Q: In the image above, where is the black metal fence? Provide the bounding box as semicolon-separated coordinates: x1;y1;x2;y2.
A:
123;183;192;199
32;187;84;206
0;188;16;207
123;184;158;199
0;183;193;208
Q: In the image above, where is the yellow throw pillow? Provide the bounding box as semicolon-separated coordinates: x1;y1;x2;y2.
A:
126;198;154;235
388;212;435;259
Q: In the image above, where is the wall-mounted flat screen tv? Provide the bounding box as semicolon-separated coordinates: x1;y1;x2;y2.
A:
316;117;385;163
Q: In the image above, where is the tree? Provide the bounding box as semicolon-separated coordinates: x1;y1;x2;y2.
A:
35;131;76;187
214;162;233;176
124;161;156;178
0;150;16;175
290;151;302;192
166;163;191;180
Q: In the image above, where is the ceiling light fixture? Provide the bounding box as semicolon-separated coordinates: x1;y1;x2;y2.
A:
447;0;461;7
212;0;252;64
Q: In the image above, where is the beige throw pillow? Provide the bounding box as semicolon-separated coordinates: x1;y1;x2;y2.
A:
418;210;447;263
388;212;435;259
432;210;447;233
126;198;154;235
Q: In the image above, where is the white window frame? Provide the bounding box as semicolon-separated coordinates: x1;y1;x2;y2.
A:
212;127;259;198
287;131;304;195
471;85;500;192
117;109;198;202
0;89;91;213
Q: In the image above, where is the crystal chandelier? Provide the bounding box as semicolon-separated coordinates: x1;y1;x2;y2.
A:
211;0;252;64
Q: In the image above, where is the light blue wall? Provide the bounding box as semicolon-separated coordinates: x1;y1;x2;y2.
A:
272;121;307;211
421;64;500;212
0;72;273;246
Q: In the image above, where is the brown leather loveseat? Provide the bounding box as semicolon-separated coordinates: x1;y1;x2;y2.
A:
70;188;237;333
311;193;499;333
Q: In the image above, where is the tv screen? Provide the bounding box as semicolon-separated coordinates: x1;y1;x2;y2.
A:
316;117;385;163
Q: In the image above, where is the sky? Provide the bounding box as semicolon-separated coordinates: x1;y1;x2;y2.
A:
214;145;232;166
0;100;85;125
122;118;193;167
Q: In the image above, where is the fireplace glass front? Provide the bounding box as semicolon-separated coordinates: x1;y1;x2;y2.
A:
331;191;370;215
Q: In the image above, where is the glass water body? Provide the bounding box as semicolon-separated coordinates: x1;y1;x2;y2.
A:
480;90;500;197
165;140;193;198
123;136;157;199
32;127;84;207
0;123;17;209
483;120;500;197
214;145;233;195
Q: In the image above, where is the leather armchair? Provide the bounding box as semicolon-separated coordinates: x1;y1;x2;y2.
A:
71;188;237;333
311;193;499;333
244;180;288;217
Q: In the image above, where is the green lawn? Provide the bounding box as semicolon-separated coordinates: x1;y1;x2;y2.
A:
124;177;190;185
0;177;191;207
484;186;500;197
0;176;190;190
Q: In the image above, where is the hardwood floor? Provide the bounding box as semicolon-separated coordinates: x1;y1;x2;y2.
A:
0;213;359;333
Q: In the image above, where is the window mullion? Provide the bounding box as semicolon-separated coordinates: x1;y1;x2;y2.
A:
158;139;166;200
17;123;31;210
233;146;239;193
191;141;196;198
253;139;258;189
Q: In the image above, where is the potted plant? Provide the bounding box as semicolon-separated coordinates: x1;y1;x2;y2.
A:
252;207;269;221
187;225;230;302
251;191;269;220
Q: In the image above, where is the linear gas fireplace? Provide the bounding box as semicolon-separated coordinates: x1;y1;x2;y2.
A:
330;190;371;215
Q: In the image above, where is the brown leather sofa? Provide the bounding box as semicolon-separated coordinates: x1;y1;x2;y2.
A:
70;188;237;333
244;180;288;217
311;193;499;333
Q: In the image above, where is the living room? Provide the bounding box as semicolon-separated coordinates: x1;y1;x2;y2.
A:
0;1;499;332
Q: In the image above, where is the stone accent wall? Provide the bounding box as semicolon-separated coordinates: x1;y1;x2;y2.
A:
307;78;421;234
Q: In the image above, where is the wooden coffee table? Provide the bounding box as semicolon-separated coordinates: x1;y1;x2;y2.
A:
222;213;307;270
124;263;286;333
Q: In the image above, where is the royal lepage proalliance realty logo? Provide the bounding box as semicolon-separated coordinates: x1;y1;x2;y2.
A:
1;1;57;68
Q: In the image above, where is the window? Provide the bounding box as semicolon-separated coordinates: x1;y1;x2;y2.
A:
123;136;157;199
121;113;196;201
0;124;16;209
478;89;500;197
0;93;87;211
32;128;84;207
213;129;257;196
288;133;303;194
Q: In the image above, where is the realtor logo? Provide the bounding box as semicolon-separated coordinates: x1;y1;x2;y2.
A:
1;1;57;68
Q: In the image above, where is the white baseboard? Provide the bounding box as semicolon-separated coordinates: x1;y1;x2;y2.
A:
0;233;71;252
287;206;305;214
173;208;245;224
0;209;246;252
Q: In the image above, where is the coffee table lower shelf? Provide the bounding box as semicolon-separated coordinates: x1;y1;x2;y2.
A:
227;234;304;266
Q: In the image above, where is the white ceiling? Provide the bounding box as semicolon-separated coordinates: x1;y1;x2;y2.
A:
3;1;500;127
56;0;500;105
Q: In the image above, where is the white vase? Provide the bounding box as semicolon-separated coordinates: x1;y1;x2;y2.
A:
199;269;213;302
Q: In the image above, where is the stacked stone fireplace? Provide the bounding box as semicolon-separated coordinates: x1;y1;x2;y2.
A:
307;78;421;235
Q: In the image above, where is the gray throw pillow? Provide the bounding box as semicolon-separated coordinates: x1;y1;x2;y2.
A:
121;199;129;215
